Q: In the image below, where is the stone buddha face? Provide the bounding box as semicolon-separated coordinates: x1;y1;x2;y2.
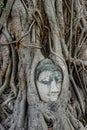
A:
35;59;63;102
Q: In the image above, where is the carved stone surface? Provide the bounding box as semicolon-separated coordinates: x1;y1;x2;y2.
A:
35;58;63;102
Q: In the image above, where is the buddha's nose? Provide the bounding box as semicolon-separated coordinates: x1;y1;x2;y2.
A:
50;80;58;93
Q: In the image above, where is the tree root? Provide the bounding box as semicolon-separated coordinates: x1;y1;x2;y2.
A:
70;74;85;115
0;34;10;86
0;124;5;130
10;44;18;96
68;110;86;130
2;23;18;96
0;59;11;96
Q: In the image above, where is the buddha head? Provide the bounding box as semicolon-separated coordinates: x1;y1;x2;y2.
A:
35;59;63;102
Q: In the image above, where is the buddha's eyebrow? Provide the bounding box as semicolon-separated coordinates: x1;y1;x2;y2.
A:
39;76;50;81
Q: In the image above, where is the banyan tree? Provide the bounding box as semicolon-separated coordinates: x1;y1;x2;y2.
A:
0;0;87;130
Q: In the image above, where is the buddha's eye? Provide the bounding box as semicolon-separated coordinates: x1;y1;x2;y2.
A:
55;77;62;83
39;77;50;84
41;80;50;84
55;77;59;82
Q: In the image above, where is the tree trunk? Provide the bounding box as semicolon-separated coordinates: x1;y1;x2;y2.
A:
0;0;87;130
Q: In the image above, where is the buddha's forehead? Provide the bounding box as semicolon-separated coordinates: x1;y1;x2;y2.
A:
38;71;52;81
38;70;62;81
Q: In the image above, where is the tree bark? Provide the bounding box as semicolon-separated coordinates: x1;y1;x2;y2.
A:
0;0;87;130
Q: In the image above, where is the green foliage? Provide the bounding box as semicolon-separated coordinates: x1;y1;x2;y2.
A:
0;0;5;11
